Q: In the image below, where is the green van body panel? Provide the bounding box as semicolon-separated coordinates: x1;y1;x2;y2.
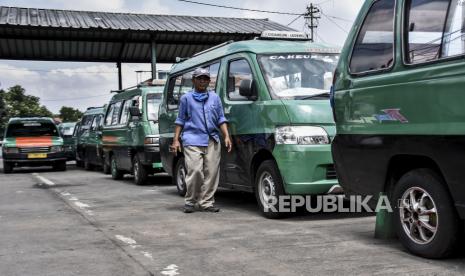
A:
102;85;164;174
159;39;339;195
331;0;465;218
59;122;77;160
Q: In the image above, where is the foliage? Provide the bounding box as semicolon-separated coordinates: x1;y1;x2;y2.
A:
59;106;83;122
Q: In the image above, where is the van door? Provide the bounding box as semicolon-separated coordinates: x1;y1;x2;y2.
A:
119;99;133;170
220;55;267;190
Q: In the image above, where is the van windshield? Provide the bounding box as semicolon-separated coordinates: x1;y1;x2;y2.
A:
259;53;338;100
147;93;163;121
6;122;59;137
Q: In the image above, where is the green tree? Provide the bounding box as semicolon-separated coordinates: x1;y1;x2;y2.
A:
0;85;53;132
59;106;83;122
0;89;7;135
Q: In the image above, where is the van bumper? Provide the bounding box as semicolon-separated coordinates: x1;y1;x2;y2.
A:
3;152;67;166
272;144;339;195
141;145;163;170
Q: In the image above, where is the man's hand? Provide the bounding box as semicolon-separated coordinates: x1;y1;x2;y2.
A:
170;140;182;156
224;136;232;153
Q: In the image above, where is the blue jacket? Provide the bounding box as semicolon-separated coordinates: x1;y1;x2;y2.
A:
175;90;228;147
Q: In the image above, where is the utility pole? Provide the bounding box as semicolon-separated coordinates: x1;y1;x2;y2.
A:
304;3;321;42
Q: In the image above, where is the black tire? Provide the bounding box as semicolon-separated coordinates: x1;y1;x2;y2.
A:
133;155;148;185
53;161;67;171
393;168;460;259
102;156;111;175
110;155;124;180
173;157;187;197
3;161;13;174
254;160;286;219
76;160;83;168
83;154;94;171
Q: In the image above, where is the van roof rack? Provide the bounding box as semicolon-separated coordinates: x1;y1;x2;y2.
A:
86;106;104;110
192;40;234;57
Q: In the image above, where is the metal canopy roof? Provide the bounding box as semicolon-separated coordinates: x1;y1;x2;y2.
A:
0;6;295;63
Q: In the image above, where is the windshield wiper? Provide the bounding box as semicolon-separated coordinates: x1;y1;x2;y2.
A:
299;92;330;100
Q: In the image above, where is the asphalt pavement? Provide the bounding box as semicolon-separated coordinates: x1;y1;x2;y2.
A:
1;160;465;275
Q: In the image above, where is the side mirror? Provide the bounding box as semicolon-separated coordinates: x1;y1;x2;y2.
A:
239;79;257;100
129;106;142;117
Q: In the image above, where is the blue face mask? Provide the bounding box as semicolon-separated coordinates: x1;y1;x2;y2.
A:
193;91;209;102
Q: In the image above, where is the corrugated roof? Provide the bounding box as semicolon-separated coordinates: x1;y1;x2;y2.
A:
0;6;296;63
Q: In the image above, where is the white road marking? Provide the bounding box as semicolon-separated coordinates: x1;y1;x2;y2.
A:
31;174;94;216
161;264;180;276
16;190;24;193
114;235;154;261
141;251;153;260
115;235;137;246
32;173;55;186
74;201;90;208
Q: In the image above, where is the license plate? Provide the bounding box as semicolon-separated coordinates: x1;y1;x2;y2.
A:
28;153;47;159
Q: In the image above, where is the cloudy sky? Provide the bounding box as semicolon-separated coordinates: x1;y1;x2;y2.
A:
0;0;364;113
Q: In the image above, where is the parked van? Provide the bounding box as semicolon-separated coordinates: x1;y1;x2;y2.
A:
2;117;66;173
331;0;465;258
58;122;77;161
75;106;107;171
159;31;340;218
102;81;165;185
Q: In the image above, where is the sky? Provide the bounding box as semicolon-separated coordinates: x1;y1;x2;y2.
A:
0;0;364;113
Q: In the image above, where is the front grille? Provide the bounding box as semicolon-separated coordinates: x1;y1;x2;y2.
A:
326;164;337;180
19;147;50;153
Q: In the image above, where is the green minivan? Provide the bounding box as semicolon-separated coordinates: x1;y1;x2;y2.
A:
159;31;341;218
75;106;106;171
2;117;66;173
331;0;465;258
102;81;165;185
58;122;77;161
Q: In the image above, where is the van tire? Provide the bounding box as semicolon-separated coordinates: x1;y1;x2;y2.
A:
173;157;187;197
102;157;111;174
393;168;459;259
53;161;67;171
3;161;13;174
84;157;94;171
133;155;148;185
254;160;286;219
110;155;124;180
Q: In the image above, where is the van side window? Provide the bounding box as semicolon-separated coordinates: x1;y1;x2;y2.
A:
180;71;193;95
405;0;463;63
349;0;395;74
119;100;131;125
111;102;122;125
167;75;183;110
91;116;98;130
105;104;115;126
81;115;93;129
227;59;253;101
208;62;220;91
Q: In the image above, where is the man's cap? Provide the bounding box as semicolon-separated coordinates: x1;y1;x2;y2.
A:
192;67;210;78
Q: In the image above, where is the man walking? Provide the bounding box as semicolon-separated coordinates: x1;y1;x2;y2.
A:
171;67;232;213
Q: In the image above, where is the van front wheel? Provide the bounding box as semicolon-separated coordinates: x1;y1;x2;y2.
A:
110;155;124;180
133;155;148;185
3;161;13;174
255;160;285;219
393;168;460;258
173;157;187;196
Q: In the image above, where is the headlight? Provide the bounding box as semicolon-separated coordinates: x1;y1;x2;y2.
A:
275;126;329;145
3;147;19;154
50;146;64;152
144;135;160;145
